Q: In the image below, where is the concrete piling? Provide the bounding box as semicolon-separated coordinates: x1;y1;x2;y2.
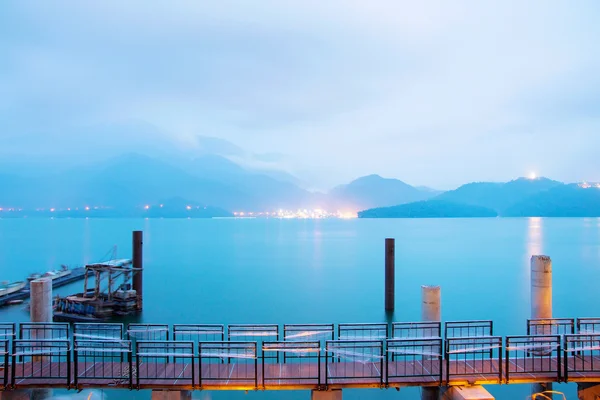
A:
132;230;143;310
29;278;53;400
422;285;441;322
531;255;552;321
385;238;395;312
311;390;342;400
30;278;52;324
422;285;441;400
531;255;553;398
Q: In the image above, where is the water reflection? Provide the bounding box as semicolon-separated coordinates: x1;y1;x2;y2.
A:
527;217;543;258
525;218;543;288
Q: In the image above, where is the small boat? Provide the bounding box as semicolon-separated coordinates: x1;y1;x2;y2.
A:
6;299;23;305
42;265;72;280
27;273;41;281
0;281;26;297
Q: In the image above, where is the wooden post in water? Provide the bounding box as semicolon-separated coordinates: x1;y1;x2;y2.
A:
421;285;441;400
531;255;553;398
132;230;144;310
385;238;395;312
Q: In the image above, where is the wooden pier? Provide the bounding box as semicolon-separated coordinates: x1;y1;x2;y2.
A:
0;318;599;392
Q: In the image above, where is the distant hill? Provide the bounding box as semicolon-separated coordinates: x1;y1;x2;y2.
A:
358;200;498;218
434;177;563;213
0;153;307;211
503;184;600;217
328;175;438;210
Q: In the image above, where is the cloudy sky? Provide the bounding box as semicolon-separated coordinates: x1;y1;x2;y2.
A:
1;1;599;189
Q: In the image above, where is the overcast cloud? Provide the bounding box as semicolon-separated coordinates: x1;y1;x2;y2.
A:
1;1;599;189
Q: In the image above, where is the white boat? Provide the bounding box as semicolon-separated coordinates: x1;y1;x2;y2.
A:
43;266;72;280
0;281;26;297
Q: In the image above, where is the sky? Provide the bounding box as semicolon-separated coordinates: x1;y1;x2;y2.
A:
1;1;600;190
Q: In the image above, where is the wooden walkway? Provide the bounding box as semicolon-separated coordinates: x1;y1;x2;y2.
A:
2;319;600;391
3;356;600;390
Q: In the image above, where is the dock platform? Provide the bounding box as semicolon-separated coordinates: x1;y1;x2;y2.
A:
0;318;599;392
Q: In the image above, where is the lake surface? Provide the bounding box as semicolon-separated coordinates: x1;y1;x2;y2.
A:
1;217;599;399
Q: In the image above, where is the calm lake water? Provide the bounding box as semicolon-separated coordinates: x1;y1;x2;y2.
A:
1;217;599;399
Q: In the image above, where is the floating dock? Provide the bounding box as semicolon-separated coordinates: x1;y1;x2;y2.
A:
0;267;92;307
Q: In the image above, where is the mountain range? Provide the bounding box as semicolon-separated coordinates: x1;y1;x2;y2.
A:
0;153;435;214
359;178;600;218
1;151;598;218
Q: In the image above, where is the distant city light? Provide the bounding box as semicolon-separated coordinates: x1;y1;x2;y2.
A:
144;205;150;210
186;205;192;210
529;172;537;180
160;204;163;208
85;206;90;211
50;208;55;212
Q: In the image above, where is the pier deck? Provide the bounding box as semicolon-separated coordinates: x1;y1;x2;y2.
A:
1;319;599;392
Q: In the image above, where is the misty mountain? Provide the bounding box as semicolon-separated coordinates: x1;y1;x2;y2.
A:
328;174;438;210
503;184;600;217
434;177;563;213
359;200;498;218
0;153;317;211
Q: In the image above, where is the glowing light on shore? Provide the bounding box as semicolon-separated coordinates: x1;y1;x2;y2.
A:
144;205;150;210
85;206;90;211
186;205;192;210
529;172;537;180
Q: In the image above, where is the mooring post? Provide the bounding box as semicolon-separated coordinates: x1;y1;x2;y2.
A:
422;285;441;400
531;255;553;398
132;230;144;310
30;278;52;324
29;278;53;400
385;238;395;312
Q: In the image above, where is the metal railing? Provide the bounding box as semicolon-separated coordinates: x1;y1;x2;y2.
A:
505;335;561;383
386;338;442;385
0;325;13;370
445;336;502;384
325;340;384;386
127;324;169;341
262;341;320;387
564;333;600;382
198;341;257;388
577;318;600;334
0;340;8;389
135;341;194;388
19;323;69;341
11;339;71;387
173;324;224;342
74;323;124;341
527;318;575;336
392;322;441;340
228;325;279;361
445;320;493;338
338;323;387;341
3;320;600;390
73;340;132;388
